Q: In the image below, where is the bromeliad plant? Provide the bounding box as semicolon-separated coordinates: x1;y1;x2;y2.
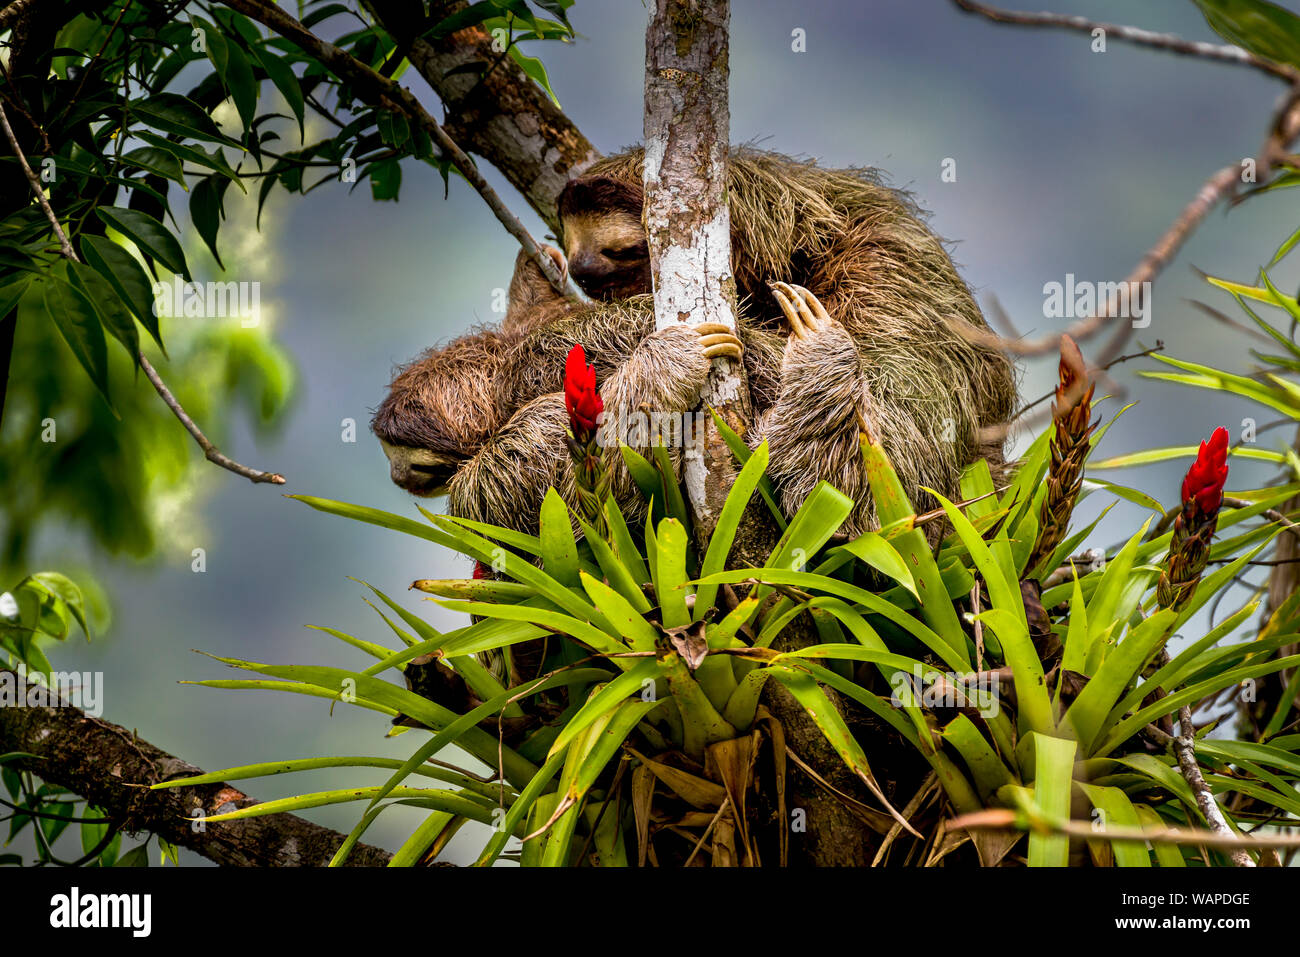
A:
153;335;1300;866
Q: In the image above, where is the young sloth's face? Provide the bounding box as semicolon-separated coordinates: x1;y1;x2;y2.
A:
561;208;651;301
376;438;462;496
371;345;498;496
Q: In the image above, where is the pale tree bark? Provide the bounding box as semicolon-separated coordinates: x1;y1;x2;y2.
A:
643;0;749;539
641;0;879;866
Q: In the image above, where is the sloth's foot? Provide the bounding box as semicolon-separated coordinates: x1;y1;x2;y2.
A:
694;321;743;361
769;281;835;338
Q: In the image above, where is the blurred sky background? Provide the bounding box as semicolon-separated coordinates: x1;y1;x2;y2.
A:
15;0;1300;864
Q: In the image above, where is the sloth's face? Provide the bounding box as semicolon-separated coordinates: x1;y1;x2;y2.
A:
371;366;487;496
376;439;462;496
562;210;651;300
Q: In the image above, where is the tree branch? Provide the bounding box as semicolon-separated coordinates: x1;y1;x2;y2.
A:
0;668;392;866
359;0;600;232
952;0;1300;84
219;0;585;304
0;100;287;485
949;3;1300;361
1174;705;1256;867
0;0;36;35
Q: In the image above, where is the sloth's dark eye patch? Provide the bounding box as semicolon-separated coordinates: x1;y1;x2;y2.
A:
601;243;648;263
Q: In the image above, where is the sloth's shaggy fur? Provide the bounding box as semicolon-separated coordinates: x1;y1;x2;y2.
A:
375;148;1018;539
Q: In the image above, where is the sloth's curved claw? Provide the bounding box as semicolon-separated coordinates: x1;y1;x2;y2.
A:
770;281;831;339
700;333;744;361
693;322;743;361
788;283;832;326
769;282;805;338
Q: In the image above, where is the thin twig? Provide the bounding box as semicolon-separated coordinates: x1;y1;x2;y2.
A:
0;101;286;485
980;342;1165;446
1174;705;1255;866
1222;497;1300;539
682;796;729;867
950;808;1300;850
952;0;1300;84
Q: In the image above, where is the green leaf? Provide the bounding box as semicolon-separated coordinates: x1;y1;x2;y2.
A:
580;572;657;652
1191;0;1300;70
1079;783;1151;867
1139;352;1300;418
943;713;1016;800
548;660;662;758
66;261;138;361
656;518;692;628
369;157;402;201
1026;733;1077;867
133;130;245;188
96;206;190;279
508;47;560;106
695;441;769;621
768;665;913;834
36;271;113;411
389;810;456;867
435;598;629;661
198;17;258;132
131;93;228;142
1084;478;1165;516
577;518;652;615
711;410;786;528
189;175;230;269
695;567;966;672
121;147;186;187
1097;654;1300;756
253;45;305;138
538;488;580;586
114;844;150;867
605;497;651;587
840;531;917;597
79;234;164;352
763;481;852;577
1061;610;1176;754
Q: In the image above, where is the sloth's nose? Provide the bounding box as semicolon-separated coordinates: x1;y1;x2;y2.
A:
389;457;455;495
569;252;612;285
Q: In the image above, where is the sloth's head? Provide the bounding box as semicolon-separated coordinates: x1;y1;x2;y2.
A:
557;176;650;301
371;335;505;495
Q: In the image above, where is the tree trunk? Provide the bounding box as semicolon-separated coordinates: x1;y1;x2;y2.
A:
641;0;878;865
643;0;749;539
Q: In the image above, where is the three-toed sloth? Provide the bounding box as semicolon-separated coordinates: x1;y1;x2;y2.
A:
372;148;1017;541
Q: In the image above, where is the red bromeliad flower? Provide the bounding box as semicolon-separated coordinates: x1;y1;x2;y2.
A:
1158;426;1230;611
1181;426;1229;515
564;343;603;436
562;343;611;536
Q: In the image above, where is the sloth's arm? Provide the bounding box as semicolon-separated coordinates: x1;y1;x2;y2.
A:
450;317;741;534
753;284;976;542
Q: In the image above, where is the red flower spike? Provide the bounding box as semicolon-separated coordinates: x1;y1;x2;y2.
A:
1181;427;1229;515
564;343;603;435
